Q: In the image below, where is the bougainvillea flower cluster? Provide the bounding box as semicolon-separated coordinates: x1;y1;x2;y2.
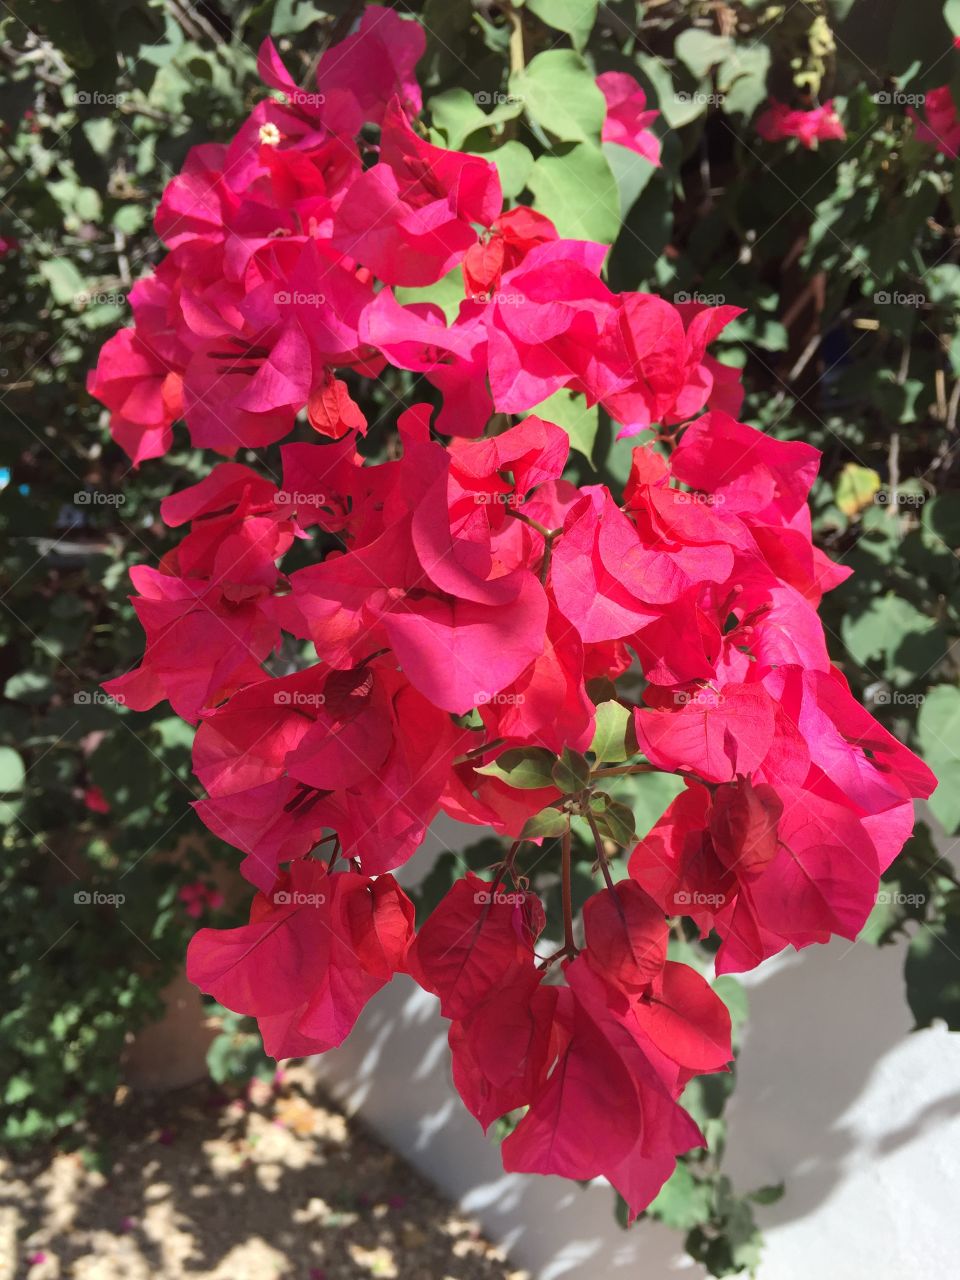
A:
91;9;935;1218
755;97;846;148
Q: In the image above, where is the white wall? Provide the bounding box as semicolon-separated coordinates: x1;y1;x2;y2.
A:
314;819;960;1280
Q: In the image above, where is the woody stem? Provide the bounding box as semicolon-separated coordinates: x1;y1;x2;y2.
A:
561;823;575;953
584;807;632;933
592;763;658;778
504;507;557;540
506;4;525;76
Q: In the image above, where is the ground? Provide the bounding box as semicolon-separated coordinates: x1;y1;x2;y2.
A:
0;1070;528;1280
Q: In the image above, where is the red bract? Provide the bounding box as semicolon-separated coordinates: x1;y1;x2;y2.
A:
597;72;662;166
187;860;414;1056
95;15;935;1218
755;98;846;148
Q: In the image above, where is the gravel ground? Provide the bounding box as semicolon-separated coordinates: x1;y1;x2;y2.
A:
0;1070;528;1280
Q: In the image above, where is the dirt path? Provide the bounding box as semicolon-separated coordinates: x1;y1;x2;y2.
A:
0;1070;528;1280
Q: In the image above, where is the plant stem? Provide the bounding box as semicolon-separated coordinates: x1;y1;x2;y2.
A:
592;763;658;778
453;737;506;765
561;823;575;953
504;507;556;540
506;4;525;76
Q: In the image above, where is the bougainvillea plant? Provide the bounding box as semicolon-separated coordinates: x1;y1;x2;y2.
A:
89;6;936;1221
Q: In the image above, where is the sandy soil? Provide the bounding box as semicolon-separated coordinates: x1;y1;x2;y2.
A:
0;1070;528;1280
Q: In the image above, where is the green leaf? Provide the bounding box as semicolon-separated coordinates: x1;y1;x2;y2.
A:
590;700;636;763
718;43;772;117
551;748;591;794
38;258;86;306
430;87;522;150
0;747;25;794
4;671;53;704
595;800;636;847
476;747;557;789
396;267;465;324
749;1182;785;1206
649;1163;714;1229
525;0;598;50
905;918;960;1029
521;808;569;838
918;686;960;833
835;462;881;516
510;50;605;144
524;387;598;462
675;29;734;78
841;595;943;686
472;139;533;199
528;143;620;244
923;494;960;550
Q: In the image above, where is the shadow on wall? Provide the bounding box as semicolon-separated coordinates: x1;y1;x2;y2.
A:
315;820;960;1280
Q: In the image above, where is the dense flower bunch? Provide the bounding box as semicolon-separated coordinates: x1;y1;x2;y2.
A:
91;8;935;1217
755;97;846;148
